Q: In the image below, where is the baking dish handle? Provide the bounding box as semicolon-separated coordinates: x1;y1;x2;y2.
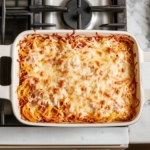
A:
142;51;150;62
0;45;11;100
143;89;150;102
141;50;150;102
141;62;150;102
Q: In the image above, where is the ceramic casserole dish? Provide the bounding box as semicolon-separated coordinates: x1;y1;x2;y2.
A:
0;30;150;126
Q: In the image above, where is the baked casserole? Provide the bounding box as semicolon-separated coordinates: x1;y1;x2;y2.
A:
17;31;139;123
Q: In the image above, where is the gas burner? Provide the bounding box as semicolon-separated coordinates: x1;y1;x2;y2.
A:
61;0;92;29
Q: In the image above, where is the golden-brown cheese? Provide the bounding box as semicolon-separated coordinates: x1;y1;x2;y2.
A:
17;32;138;123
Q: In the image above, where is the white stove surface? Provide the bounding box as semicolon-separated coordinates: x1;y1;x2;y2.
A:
0;127;128;147
44;0;113;29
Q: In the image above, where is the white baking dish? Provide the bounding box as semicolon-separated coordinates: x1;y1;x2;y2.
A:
0;30;150;127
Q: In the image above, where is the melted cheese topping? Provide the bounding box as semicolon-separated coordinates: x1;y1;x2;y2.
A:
17;32;139;123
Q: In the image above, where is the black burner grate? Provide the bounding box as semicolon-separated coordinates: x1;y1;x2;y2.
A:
0;0;126;126
92;0;126;30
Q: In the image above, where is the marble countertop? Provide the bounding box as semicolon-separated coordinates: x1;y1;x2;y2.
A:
127;0;150;143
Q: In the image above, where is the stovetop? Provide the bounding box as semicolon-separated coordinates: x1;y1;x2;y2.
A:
0;1;130;148
0;0;126;126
